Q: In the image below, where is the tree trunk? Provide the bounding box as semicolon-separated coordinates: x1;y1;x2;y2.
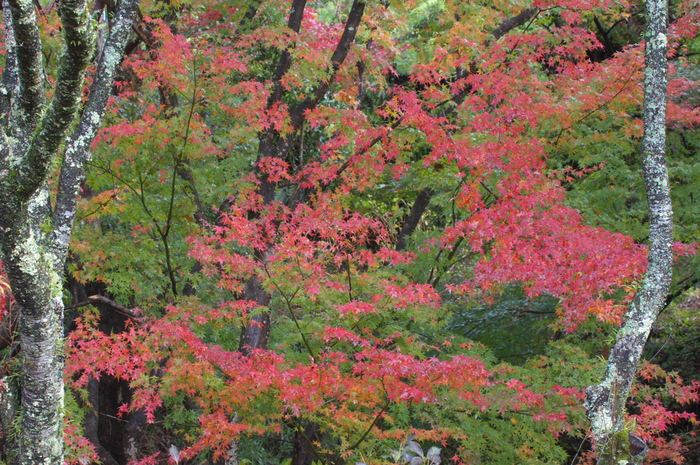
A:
396;188;434;251
0;0;137;461
585;0;671;463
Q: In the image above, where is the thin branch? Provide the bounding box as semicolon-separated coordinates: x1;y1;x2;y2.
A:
262;263;316;362
345;254;354;301
348;404;387;451
0;303;17;351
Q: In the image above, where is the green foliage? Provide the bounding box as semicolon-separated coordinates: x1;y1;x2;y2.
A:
449;284;559;363
554;124;700;245
71;92;248;307
645;289;700;381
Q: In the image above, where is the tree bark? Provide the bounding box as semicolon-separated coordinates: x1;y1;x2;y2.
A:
396;188;434;251
585;0;671;463
0;0;137;461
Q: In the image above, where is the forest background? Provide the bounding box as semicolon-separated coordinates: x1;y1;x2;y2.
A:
0;0;699;463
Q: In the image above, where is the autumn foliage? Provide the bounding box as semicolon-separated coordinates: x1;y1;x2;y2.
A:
21;0;698;462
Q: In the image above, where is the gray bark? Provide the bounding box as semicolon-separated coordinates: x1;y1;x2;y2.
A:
0;375;20;465
52;0;139;262
5;0;44;147
585;0;672;463
0;0;137;462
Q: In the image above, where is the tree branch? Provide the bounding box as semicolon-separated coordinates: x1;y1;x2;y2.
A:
5;0;44;142
329;6;539;188
13;0;95;201
309;0;365;106
52;0;139;264
87;295;142;320
492;8;538;40
0;303;17;352
266;0;307;108
396;188;434;251
0;0;19;161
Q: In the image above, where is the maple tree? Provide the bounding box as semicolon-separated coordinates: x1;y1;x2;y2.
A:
1;0;700;463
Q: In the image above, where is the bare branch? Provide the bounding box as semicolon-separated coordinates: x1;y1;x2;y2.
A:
492;8;538;40
88;295;143;320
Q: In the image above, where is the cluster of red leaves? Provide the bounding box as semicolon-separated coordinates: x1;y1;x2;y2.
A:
64;419;99;465
66;305;585;462
0;262;10;320
630;363;700;464
446;190;647;328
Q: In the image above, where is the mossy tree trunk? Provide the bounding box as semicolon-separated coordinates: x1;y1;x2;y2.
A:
0;0;137;462
585;0;671;464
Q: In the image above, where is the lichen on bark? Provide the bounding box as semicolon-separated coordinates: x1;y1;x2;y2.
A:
0;0;138;462
585;0;672;463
